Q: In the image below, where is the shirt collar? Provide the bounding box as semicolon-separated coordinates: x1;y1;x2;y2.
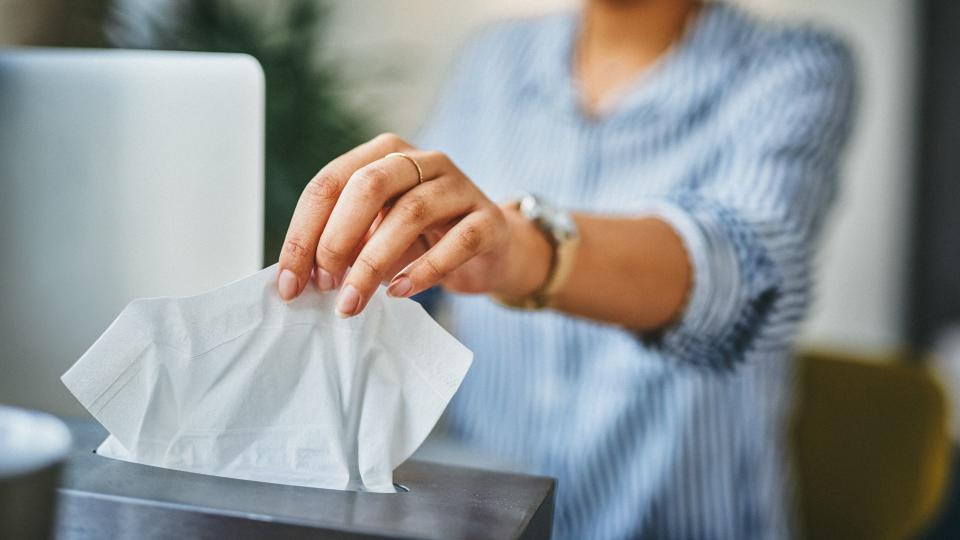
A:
525;2;745;123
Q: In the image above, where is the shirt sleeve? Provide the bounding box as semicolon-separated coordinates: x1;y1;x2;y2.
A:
644;32;857;371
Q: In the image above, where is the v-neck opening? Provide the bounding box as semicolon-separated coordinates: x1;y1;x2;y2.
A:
558;2;723;125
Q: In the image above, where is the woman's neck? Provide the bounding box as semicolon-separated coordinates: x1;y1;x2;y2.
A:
576;0;700;114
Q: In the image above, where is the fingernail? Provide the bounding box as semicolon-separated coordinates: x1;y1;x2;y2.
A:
278;269;299;301
387;276;413;298
336;284;361;318
317;268;334;291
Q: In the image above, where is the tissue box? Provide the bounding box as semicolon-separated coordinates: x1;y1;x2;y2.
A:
53;418;555;539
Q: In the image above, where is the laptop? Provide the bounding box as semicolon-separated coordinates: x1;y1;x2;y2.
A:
0;49;265;415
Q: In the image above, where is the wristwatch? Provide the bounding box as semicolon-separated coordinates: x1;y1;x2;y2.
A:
493;193;580;310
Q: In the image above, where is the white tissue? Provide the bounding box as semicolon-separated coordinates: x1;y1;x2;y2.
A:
61;265;472;492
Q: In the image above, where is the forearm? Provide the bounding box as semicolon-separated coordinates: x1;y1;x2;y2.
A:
496;209;693;331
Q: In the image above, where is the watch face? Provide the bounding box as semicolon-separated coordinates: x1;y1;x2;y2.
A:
519;194;543;221
520;194;578;241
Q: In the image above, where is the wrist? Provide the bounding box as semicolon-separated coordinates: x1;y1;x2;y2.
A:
492;203;552;299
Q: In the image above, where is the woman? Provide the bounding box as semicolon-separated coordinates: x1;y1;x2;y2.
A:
276;0;855;537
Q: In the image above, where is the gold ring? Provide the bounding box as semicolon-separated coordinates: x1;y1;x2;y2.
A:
385;152;424;184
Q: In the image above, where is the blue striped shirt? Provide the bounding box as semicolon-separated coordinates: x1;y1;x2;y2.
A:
417;3;856;538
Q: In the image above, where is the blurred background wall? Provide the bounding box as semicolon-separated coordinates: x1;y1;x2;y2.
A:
0;0;922;356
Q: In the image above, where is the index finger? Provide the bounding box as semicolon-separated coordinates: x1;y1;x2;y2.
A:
277;133;410;301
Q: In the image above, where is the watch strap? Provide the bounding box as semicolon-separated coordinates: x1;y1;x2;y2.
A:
492;197;579;310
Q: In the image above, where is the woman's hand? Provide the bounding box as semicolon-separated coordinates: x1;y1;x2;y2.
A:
277;133;550;317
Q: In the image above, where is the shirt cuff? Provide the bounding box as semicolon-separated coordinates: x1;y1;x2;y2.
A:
635;199;781;370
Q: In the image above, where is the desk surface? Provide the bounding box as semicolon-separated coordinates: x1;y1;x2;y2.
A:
54;418;555;539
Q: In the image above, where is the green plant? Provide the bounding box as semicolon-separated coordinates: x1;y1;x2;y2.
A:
113;0;371;264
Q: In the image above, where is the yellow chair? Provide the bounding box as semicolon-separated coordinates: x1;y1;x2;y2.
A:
792;350;952;539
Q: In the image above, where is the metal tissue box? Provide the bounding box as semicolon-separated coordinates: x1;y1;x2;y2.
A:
54;418;555;539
